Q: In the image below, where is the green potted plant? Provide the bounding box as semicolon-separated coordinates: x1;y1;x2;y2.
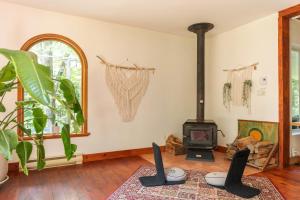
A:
0;48;84;181
242;79;252;111
223;82;232;110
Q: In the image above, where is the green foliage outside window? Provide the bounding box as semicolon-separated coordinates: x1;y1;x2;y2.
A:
24;40;82;134
291;50;300;118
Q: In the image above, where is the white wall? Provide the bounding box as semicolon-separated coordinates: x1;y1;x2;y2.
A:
0;1;197;160
206;14;279;146
0;1;285;162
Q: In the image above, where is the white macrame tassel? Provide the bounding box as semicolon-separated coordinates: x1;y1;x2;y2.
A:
105;66;151;122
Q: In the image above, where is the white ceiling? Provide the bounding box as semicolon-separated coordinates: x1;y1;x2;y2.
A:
2;0;300;36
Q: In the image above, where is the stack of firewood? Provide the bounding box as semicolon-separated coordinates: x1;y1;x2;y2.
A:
165;134;186;155
226;136;276;168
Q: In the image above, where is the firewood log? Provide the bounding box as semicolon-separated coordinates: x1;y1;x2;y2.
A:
248;154;268;161
236;136;257;149
226;144;239;158
227;144;238;150
254;158;268;167
248;153;254;160
246;144;255;153
226;149;237;158
255;141;273;148
166;134;182;144
248;159;255;164
227;144;238;151
165;134;185;155
254;145;273;154
254;157;276;167
252;153;268;160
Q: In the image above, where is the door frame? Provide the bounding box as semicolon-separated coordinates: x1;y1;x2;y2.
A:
278;4;300;168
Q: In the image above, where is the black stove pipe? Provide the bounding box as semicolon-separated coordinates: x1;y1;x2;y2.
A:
188;23;214;121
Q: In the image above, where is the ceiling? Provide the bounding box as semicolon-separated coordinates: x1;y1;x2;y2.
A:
2;0;300;36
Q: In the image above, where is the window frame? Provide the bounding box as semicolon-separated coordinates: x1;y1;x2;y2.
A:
18;33;89;140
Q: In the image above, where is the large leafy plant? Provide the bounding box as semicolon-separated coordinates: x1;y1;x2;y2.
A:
0;48;84;175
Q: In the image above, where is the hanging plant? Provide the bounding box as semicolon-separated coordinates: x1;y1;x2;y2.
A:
223;82;232;110
242;80;252;110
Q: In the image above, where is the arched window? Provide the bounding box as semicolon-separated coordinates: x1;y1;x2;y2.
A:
19;34;88;139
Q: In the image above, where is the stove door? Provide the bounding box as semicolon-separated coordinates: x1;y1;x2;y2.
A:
189;127;213;146
183;123;216;149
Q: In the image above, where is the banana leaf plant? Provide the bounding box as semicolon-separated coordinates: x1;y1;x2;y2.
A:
0;48;84;175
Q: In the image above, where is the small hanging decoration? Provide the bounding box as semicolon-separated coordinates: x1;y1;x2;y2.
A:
223;82;232;110
242;80;252;111
222;63;257;112
97;56;156;122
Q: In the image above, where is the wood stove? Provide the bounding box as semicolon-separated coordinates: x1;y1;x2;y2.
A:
183;120;217;150
183;23;218;161
183;120;217;161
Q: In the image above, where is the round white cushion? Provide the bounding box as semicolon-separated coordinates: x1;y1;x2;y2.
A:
165;167;187;182
205;172;227;187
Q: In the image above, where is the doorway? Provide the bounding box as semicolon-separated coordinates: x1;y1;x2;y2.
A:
279;4;300;168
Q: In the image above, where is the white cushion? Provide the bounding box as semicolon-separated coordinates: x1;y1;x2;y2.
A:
165;167;187;182
205;172;227;187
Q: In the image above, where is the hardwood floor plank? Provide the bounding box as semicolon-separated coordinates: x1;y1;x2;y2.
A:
2;157;151;200
141;151;260;175
1;153;299;200
255;166;300;200
142;151;300;199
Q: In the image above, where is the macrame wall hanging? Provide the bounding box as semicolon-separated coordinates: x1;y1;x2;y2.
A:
97;56;155;122
223;63;258;113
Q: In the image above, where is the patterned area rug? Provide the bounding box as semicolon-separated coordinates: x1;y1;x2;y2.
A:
108;166;284;200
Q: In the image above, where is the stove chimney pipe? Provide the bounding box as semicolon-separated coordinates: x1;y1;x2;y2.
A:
188;23;214;121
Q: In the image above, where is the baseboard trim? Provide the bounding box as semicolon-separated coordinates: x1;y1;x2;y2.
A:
8;162;19;172
8;146;166;170
83;146;165;163
8;145;224;169
215;145;227;153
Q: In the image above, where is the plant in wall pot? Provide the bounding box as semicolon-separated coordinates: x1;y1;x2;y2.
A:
242;79;252;111
0;49;84;181
223;82;232;110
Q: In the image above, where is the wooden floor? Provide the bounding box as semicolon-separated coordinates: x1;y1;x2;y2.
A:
141;151;259;175
256;166;300;200
1;152;299;200
1;157;151;200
